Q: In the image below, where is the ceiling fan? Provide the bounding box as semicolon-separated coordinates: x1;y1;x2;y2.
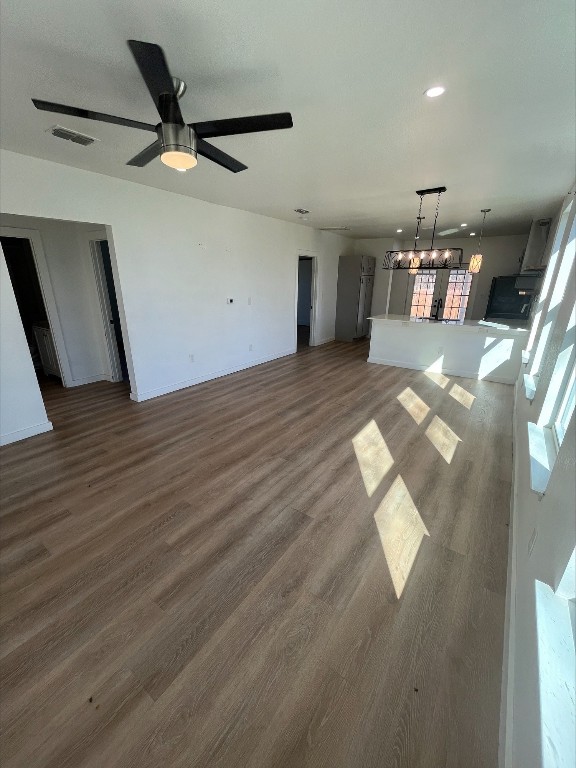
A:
32;39;293;173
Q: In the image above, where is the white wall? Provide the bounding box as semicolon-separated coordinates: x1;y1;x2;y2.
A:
0;149;350;434
502;188;576;768
354;234;528;319
505;378;575;767
0;214;110;385
0;248;52;445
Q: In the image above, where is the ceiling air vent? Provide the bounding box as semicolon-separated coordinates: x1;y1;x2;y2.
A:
320;226;351;231
48;125;98;146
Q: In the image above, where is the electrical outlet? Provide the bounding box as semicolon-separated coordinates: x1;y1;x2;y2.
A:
249;344;253;352
189;354;194;363
528;527;538;556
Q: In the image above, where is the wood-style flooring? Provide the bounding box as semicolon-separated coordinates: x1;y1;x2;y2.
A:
0;341;512;768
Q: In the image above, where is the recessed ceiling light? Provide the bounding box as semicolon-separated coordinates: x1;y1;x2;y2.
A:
425;86;445;98
294;208;309;215
397;229;403;233
460;223;467;227
470;232;476;236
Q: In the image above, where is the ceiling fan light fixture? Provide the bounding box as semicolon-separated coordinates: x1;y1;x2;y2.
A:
160;149;198;170
158;123;197;169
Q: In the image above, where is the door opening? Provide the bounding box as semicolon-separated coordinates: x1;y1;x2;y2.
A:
0;235;62;386
91;239;128;381
297;256;314;347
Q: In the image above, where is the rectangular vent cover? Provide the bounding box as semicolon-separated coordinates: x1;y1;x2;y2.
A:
49;125;97;146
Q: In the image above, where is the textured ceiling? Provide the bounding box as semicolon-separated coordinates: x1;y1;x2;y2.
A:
1;0;574;238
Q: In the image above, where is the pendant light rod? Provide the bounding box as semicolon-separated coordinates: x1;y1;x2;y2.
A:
430;190;443;251
413;194;425;250
477;208;491;251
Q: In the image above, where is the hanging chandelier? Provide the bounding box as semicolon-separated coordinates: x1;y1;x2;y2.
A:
383;187;463;271
468;208;491;274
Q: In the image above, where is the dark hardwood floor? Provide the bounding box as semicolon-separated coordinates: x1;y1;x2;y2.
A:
0;341;512;767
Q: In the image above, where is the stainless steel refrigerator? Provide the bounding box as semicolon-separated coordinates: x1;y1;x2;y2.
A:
335;254;376;341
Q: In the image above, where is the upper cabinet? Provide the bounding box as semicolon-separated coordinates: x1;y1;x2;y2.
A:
520;218;552;272
361;254;376;275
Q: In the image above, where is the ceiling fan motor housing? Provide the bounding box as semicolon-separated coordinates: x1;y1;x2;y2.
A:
157;122;197;159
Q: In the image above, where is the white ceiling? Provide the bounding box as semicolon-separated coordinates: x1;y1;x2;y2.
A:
1;0;574;238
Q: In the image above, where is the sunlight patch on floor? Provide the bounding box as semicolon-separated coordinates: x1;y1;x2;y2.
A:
425;415;461;463
352;419;394;497
374;475;429;598
424;356;450;389
397;387;430;425
449;383;476;410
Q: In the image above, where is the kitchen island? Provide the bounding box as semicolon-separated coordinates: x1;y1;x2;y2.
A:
368;314;528;384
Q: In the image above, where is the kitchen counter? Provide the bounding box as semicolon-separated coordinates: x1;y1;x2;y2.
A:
368;314;528;384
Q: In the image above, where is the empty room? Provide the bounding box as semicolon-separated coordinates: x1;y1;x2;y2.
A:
0;1;574;767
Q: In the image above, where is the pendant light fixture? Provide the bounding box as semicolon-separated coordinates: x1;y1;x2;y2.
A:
468;208;491;274
383;187;463;270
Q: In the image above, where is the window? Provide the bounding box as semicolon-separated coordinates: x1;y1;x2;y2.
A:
409;269;473;322
529;210;575;378
539;302;576;433
525;199;573;356
443;270;473;322
410;270;436;319
553;362;575;448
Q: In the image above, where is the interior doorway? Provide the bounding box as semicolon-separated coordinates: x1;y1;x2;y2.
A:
90;238;128;381
1;215;134;442
297;255;317;348
0;235;57;382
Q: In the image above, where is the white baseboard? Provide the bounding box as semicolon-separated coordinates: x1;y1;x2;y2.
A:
311;336;335;346
0;420;53;446
367;356;516;385
130;348;295;403
500;381;521;767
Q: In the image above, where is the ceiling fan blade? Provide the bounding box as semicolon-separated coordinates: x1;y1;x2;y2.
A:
127;40;184;125
32;99;157;132
197;138;247;173
192;112;293;139
126;140;162;167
